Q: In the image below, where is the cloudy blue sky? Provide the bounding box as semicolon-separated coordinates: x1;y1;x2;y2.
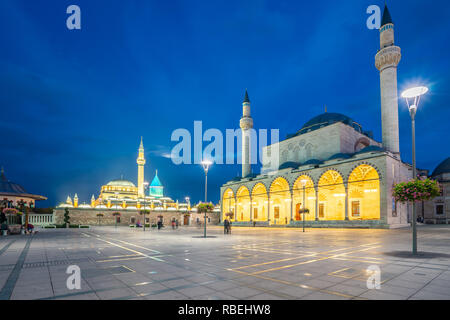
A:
0;0;449;206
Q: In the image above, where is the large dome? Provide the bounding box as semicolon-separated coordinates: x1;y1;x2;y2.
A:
296;112;363;136
432;158;450;177
106;179;136;187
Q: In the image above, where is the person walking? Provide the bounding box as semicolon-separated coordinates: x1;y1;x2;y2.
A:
224;219;229;234
157;220;162;230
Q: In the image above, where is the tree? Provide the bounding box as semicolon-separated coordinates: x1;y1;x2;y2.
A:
112;212;121;228
197;203;214;238
96;213;104;225
64;208;70;227
139;210;150;231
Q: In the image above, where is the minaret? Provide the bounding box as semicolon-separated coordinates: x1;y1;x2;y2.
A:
137;137;146;197
375;5;401;156
73;194;79;208
239;89;253;178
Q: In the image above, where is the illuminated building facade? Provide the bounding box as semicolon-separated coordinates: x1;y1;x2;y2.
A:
220;5;437;228
58;139;181;211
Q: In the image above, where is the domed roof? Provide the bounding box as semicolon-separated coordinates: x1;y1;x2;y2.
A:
296;113;363;136
150;171;162;187
0;168;27;194
279;162;300;170
303;159;323;166
328;153;352;161
355;146;385;155
106;179;136;187
432;157;450;177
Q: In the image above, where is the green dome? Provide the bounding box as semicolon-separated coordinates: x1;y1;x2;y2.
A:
106;179;136;187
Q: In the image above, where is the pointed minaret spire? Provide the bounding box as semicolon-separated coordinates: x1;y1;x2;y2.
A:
243;89;250;103
381;4;393;27
139;136;144;150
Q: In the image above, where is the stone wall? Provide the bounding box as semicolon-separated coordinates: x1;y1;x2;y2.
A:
261;122;381;173
53;208;218;226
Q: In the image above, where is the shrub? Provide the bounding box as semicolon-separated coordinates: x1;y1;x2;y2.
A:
393;178;440;203
2;208;19;215
64;208;70;226
197;203;214;213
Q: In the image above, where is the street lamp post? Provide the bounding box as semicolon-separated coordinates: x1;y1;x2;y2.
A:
301;179;308;233
401;86;428;255
185;196;190;226
143;181;149;231
201;160;212;238
114;192;119;229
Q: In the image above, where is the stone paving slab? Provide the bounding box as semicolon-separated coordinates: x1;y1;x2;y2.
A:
1;225;450;300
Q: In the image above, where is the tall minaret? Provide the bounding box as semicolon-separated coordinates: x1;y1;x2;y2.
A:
375;5;401;156
137;137;146;197
240;90;253;178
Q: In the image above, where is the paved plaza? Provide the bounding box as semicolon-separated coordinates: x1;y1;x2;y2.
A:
1;225;450;300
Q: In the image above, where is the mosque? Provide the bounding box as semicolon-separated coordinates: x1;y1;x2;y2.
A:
220;5;449;228
57;138;183;212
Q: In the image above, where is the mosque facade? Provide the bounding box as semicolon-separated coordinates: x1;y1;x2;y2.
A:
220;5;448;228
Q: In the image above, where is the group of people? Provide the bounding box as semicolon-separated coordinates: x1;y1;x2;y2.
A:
223;219;232;234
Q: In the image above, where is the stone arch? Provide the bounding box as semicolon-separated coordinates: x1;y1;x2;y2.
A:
222;188;235;221
317;167;346;184
348;164;381;221
318;170;346;221
236;186;251;222
292;175;316;221
346;161;383;182
251;183;268;221
269;177;291;225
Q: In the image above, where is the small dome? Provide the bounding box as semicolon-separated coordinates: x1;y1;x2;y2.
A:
355;146;385;155
303;159;323;166
106;179;136;187
296;113;363;136
328;153;352;161
279;162;300;170
432;157;450;177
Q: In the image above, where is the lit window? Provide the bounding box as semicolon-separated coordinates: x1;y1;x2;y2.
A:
253;208;258;219
319;203;325;218
274;207;280;219
352;201;360;217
